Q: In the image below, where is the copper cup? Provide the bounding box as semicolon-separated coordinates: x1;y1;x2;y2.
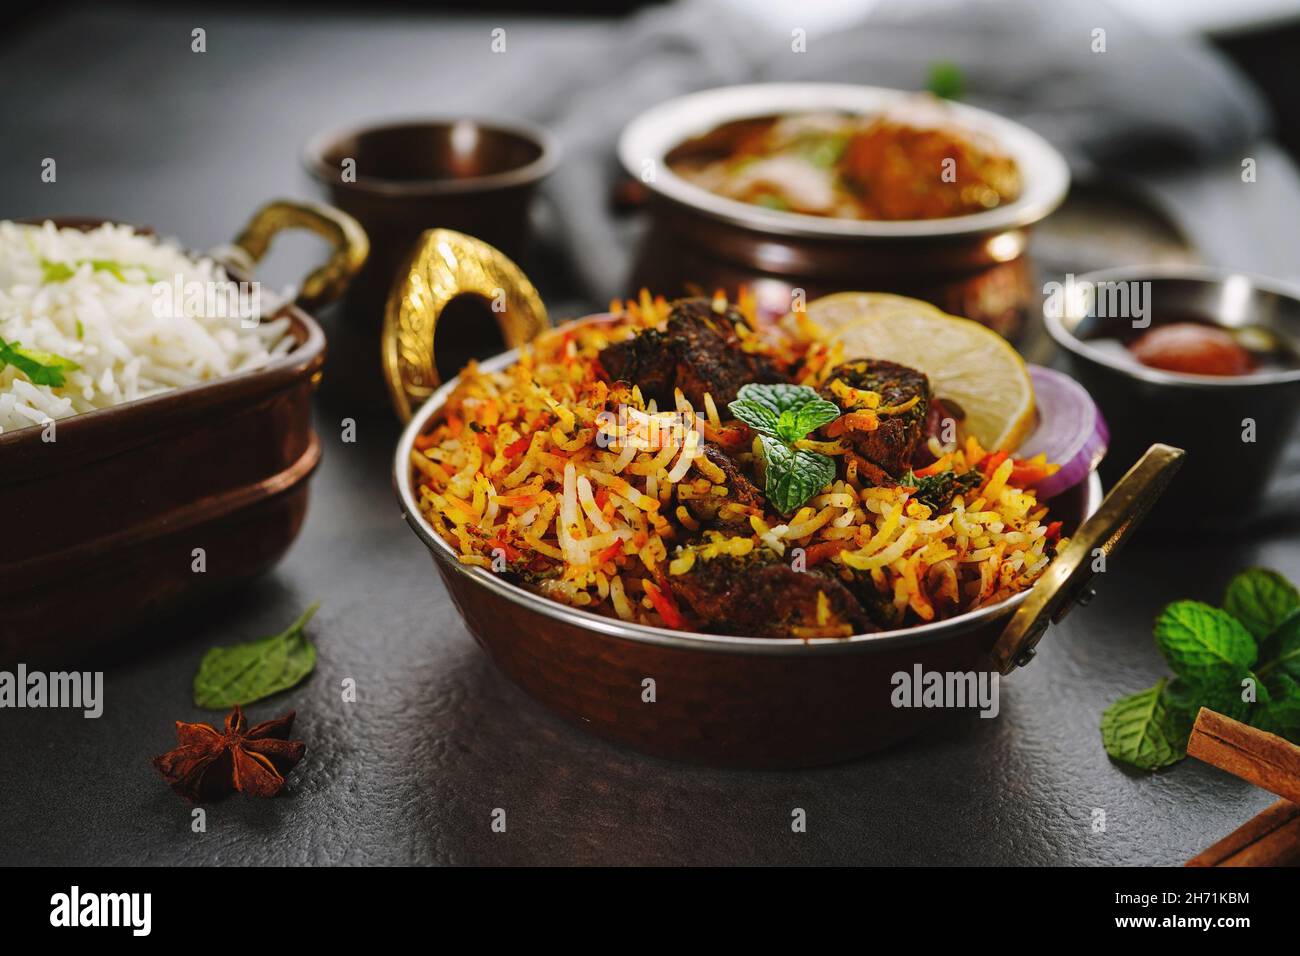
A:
304;118;558;403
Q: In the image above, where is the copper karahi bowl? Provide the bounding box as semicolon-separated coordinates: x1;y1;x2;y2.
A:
619;83;1071;340
0;201;367;667
386;234;1179;769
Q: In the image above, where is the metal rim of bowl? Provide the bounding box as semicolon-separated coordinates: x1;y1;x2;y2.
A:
617;82;1072;241
303;115;561;198
393;344;1102;658
1043;264;1300;390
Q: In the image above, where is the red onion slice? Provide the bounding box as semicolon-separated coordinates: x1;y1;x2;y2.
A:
1017;365;1109;498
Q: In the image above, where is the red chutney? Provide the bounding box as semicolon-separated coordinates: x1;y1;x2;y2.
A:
1128;322;1254;376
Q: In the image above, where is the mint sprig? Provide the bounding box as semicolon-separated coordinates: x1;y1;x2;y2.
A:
729;383;841;515
1153;601;1256;687
1260;609;1300;681
1101;568;1300;771
759;436;838;515
927;60;965;101
1223;567;1299;640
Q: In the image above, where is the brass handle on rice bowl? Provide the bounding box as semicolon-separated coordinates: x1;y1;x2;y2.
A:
380;229;549;422
989;443;1186;675
232;199;370;312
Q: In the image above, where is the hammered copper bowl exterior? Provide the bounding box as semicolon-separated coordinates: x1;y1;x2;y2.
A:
434;553;1006;768
0;264;325;667
629;204;1034;340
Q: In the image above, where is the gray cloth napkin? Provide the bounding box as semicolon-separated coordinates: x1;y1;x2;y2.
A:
514;0;1270;305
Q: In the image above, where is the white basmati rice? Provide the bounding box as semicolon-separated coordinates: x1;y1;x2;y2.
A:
0;220;291;433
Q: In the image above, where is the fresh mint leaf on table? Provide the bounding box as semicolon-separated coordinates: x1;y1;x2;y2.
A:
1162;674;1250;724
0;335;80;387
1252;673;1300;739
1223;567;1300;640
729;383;841;515
1101;568;1300;771
193;603;319;709
1099;679;1190;771
1153;601;1256;686
1260;609;1300;681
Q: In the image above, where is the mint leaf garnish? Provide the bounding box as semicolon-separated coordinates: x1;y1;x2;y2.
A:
783;400;841;443
728;398;781;436
927;60;965;100
1224;567;1300;640
0;335;80;387
730;383;833;431
1154;600;1256;686
193;603;319;709
730;384;842;515
759;435;837;516
1100;679;1189;770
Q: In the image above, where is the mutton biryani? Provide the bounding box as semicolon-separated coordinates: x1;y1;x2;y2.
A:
410;293;1066;640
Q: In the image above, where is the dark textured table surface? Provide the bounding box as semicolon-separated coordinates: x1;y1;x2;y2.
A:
2;6;1298;866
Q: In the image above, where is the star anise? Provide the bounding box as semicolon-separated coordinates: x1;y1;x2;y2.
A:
152;705;305;803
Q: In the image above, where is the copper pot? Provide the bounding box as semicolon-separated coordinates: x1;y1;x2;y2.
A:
619;84;1070;339
0;201;368;666
385;233;1182;768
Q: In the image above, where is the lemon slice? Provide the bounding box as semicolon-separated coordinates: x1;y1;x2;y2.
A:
781;291;947;339
821;298;1035;452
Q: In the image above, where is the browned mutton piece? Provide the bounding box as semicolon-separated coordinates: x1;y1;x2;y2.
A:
819;359;931;478
821;560;913;631
598;297;786;409
668;550;873;639
679;444;765;527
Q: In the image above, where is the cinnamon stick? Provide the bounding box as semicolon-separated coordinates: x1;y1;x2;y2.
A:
1186;799;1300;867
1186;707;1300;804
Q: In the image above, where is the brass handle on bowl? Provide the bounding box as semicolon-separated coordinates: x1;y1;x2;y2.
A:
989;443;1187;675
380;228;550;421
232;199;369;312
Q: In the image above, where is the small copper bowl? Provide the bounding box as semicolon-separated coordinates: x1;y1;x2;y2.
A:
385;237;1184;768
0;201;367;666
1046;266;1300;528
619;84;1070;339
304;118;557;398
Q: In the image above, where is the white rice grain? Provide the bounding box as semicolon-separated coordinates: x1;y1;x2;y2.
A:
0;220;289;433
